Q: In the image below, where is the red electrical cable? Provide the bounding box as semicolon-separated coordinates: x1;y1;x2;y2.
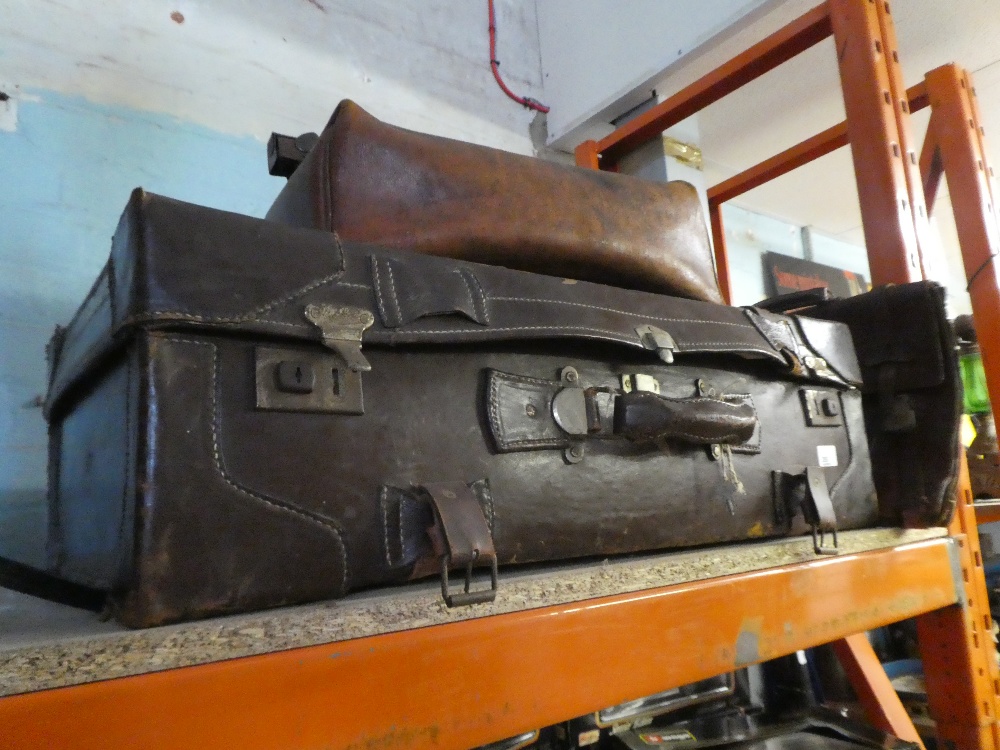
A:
488;0;550;113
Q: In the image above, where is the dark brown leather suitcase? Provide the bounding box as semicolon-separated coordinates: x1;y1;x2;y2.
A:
42;191;957;627
266;100;724;303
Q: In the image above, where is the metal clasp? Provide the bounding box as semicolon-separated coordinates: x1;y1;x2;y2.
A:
440;551;499;607
636;324;678;364
304;304;375;372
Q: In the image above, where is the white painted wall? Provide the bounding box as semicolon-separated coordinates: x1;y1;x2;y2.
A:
535;0;773;148
2;0;545;154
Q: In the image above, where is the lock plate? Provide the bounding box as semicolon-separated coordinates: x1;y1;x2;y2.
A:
799;389;843;427
255;346;364;414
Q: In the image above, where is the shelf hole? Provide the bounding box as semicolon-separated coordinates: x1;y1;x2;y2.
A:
961;79;967;88
901;198;908;211
975;550;982;567
995;678;999;694
910;152;917;164
875;40;883;54
980;668;986;676
970;118;976;129
884;90;891;104
974;633;980;648
964;569;970;583
901;100;908;113
959;538;966;547
892;51;899;63
884;1;891;13
892;143;900;157
985;614;992;629
918;205;925;217
979;160;985;171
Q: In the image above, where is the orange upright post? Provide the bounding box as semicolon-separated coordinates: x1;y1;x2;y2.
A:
828;0;924;285
832;634;926;749
914;63;1000;750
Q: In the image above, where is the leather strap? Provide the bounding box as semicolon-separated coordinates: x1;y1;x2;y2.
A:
421;482;495;567
0;554;107;611
370;255;489;328
420;482;498;606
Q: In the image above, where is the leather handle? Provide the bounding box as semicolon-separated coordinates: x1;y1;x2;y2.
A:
614;391;757;445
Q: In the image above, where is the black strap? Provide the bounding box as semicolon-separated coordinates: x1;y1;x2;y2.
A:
0;554;107;611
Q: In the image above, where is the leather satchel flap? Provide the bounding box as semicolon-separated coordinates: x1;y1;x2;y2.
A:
266;99;723;303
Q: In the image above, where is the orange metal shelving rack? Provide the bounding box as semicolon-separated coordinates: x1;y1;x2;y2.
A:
576;1;1000;747
3;2;1000;748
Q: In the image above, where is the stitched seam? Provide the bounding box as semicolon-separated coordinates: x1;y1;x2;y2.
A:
384;260;404;325
488;373;507;450
164;335;349;591
119;235;352;326
370;257;396;327
379;486;393;567
489;296;755;329
724;393;761;453
460;269;490;324
502;437;567;448
474;480;495;532
398;498;407;564
488;371;567;451
404;324;627;337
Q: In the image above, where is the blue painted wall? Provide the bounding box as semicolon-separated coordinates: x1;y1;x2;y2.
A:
0;89;283;566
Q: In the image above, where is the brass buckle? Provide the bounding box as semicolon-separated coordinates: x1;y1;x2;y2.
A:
440;551;498;607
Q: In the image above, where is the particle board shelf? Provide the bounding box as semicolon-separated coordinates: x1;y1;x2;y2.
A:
0;528;957;750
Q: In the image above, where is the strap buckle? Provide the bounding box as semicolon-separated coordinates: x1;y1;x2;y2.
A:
421;482;499;607
440;552;499;607
803;466;839;555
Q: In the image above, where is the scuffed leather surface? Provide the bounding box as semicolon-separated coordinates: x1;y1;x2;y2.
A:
51;328;876;626
266;100;723;303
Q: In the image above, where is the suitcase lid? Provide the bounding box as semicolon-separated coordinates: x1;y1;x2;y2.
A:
45;190;863;415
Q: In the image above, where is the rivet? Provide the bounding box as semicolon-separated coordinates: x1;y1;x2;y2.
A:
570;445;583;458
565;370;578;383
525;404;537;417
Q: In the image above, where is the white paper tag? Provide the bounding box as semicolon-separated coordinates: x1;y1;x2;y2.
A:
817;445;838;467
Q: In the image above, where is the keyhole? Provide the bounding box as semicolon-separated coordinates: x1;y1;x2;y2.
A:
295;366;304;384
332;368;341;396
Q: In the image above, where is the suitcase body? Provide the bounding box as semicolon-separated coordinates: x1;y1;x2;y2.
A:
44;191;952;627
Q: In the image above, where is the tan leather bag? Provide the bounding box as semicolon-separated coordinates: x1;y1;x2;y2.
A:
266;100;723;303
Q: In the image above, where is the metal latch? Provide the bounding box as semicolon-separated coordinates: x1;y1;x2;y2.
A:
636;324;678;364
621;373;661;394
304;304;375;372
